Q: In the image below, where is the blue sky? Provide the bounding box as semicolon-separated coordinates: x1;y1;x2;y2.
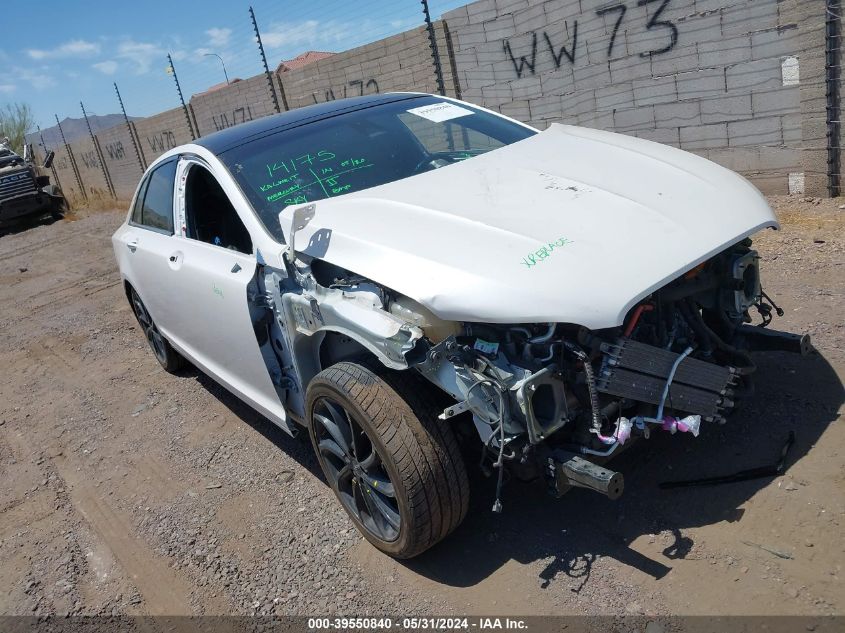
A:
1;0;469;131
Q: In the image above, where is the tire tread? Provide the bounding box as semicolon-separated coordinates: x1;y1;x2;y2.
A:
307;360;469;558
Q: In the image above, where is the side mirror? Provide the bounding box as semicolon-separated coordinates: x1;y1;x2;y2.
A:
43;150;55;169
23;143;32;162
287;203;315;260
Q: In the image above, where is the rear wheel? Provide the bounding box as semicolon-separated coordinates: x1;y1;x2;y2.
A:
306;361;469;559
129;287;186;373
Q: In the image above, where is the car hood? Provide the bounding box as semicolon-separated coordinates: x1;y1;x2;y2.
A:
282;123;778;329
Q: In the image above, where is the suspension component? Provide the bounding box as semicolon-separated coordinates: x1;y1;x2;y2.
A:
547;451;624;500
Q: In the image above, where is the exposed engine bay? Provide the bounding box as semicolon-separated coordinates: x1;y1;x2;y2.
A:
249;219;810;511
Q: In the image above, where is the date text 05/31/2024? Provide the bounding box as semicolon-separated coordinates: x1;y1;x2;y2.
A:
307;617;529;630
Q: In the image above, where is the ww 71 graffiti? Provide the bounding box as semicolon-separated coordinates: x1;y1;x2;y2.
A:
503;0;679;79
312;78;380;104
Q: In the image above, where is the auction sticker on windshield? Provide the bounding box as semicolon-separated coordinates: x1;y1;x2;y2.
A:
407;101;474;123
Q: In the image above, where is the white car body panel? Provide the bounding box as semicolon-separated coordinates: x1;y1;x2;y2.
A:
163;237;284;416
112;147;289;426
114;100;779;434
109;93;805;554
281;123;778;329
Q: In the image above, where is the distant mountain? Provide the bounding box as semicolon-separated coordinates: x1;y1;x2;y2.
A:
34;114;137;149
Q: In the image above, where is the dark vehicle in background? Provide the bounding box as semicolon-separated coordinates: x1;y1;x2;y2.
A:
0;138;67;229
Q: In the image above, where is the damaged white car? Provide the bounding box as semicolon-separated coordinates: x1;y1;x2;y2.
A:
113;93;810;558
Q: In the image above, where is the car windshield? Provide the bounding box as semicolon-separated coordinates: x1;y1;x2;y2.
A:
221;96;536;242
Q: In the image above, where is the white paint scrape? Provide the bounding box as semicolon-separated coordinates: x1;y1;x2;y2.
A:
782;56;800;87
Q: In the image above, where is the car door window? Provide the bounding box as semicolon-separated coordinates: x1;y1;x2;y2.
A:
138;159;178;233
130;177;149;225
183;164;253;254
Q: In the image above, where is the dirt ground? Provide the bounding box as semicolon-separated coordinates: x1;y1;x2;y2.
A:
0;197;843;618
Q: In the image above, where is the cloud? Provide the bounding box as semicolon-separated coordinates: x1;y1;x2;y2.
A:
116;40;163;75
206;28;231;47
13;67;55;90
261;19;351;51
27;39;100;60
93;60;118;75
0;84;15;94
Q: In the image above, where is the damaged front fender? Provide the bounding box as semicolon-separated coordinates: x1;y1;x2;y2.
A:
281;279;426;371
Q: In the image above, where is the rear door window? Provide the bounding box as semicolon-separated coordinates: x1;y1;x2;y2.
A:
132;159;177;233
130;178;149;225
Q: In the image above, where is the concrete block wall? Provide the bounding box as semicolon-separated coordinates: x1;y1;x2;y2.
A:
40;1;836;201
51;135;109;199
43;20;451;203
278;23;456;110
443;0;817;195
94;123;145;198
190;73;284;137
44;143;77;197
133;107;196;160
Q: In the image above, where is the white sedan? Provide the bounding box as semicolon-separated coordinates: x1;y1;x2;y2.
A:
113;93;808;558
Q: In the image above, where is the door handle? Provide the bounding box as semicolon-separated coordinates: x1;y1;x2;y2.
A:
127;240;138;253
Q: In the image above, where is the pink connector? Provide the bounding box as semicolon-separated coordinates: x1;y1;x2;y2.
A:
661;417;678;434
676;415;701;437
593;417;634;445
616;417;633;444
661;415;701;437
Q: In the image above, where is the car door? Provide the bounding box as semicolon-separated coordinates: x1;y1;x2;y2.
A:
164;156;285;421
114;158;180;334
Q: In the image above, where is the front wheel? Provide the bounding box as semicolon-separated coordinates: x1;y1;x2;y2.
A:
50;198;68;220
306;361;469;559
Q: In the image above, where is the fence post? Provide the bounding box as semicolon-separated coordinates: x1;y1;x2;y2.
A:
130;121;148;168
37;124;63;193
275;71;290;112
442;21;462;100
115;82;146;173
250;6;282;114
81;102;116;198
167;53;197;140
55;114;87;201
825;0;842;197
188;103;202;138
421;0;446;96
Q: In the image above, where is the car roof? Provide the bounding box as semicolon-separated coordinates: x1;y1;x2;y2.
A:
195;92;430;155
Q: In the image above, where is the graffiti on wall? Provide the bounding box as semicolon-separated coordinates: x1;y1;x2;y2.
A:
80;150;100;169
105;141;125;161
212;106;254;132
146;131;178;153
503;0;679;79
311;78;380;104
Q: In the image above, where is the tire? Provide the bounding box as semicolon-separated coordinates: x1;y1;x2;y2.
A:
50;197;68;220
129;287;186;373
306;361;469;559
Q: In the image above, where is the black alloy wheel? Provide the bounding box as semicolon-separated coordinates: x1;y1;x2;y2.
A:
306;361;469;559
129;287;185;373
311;396;401;541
